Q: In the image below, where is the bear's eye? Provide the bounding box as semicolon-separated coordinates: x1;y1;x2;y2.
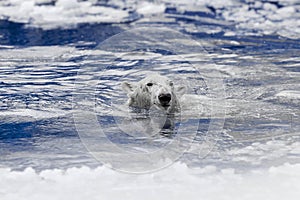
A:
146;83;153;87
169;82;173;86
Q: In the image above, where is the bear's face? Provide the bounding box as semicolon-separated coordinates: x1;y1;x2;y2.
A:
122;74;185;113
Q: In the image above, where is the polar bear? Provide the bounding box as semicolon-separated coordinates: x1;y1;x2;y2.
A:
121;74;186;114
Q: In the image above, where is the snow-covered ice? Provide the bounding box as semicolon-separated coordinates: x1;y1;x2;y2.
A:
1;162;300;200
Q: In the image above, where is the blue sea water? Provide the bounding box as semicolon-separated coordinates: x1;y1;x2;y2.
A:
0;0;299;174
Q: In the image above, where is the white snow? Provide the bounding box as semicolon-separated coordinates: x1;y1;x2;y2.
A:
0;162;300;200
0;0;130;29
219;1;300;39
159;0;300;39
0;0;299;39
136;1;166;16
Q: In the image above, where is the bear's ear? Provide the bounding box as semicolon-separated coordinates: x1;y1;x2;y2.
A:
176;86;186;97
121;81;135;94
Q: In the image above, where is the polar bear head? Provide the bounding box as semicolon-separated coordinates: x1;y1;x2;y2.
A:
122;74;185;113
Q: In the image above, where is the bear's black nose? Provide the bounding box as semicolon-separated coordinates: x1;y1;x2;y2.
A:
158;93;171;106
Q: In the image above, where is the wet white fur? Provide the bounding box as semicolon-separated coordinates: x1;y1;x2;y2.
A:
122;74;185;113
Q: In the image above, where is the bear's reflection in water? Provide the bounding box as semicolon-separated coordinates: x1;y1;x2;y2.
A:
117;106;180;139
